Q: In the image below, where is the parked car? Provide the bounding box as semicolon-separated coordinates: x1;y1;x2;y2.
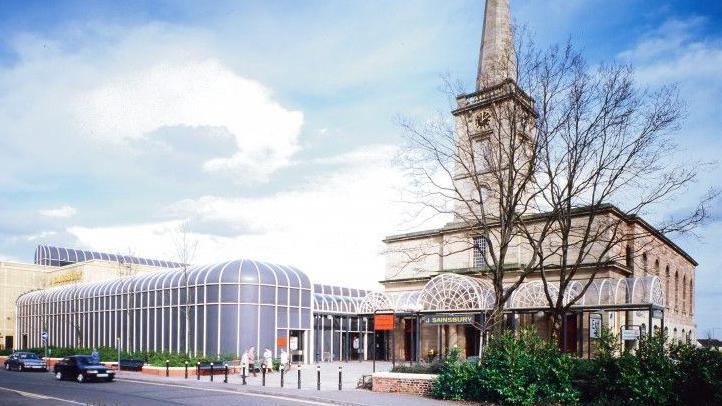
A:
53;355;115;383
3;352;47;372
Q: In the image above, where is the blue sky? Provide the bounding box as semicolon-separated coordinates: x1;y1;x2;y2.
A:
0;1;720;334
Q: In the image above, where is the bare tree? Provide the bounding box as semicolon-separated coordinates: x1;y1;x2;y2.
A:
173;222;198;356
393;29;715;336
517;40;716;338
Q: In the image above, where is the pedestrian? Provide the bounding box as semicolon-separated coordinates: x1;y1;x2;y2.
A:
263;348;273;373
247;347;257;377
91;348;100;364
352;336;360;360
280;348;289;371
240;349;249;376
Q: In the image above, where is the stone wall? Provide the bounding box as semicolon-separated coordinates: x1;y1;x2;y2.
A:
372;372;436;396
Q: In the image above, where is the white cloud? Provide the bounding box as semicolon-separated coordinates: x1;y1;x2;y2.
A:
76;59;303;179
38;205;77;218
310;144;398;166
65;146;424;289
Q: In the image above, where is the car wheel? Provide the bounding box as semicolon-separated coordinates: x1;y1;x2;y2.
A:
76;373;84;383
18;365;23;372
55;371;62;380
3;363;8;371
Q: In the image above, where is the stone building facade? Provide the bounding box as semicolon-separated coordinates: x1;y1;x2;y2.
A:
380;0;696;361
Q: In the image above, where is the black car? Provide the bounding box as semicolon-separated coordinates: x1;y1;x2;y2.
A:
3;352;47;372
53;355;115;383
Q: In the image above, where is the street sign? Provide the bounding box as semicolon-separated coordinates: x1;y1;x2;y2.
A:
41;331;48;342
589;314;602;339
621;328;640;341
374;314;394;331
423;314;476;325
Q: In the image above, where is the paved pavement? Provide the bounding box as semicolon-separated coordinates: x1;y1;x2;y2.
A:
0;362;453;406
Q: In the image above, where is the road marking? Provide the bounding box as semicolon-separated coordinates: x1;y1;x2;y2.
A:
117;378;341;405
0;386;85;405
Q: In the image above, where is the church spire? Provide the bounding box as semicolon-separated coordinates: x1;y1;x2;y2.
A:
476;0;516;90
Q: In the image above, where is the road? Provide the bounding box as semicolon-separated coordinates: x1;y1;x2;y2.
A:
0;368;340;405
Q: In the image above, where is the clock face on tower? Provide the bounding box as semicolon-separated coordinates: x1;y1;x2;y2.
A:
475;110;491;131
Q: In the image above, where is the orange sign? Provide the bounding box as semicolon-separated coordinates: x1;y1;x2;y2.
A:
374;314;395;331
277;337;288;347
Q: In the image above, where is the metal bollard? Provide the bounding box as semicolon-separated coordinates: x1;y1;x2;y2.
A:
261;364;266;386
316;365;320;390
242;364;247;385
224;364;228;383
165;360;169;377
196;362;200;380
210;363;214;382
184;361;188;379
338;366;342;390
280;366;284;388
297;365;301;389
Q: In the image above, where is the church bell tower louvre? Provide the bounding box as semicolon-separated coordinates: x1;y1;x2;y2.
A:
450;0;537;225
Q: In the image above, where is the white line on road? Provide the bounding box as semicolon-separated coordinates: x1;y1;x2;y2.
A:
0;386;85;405
117;378;342;406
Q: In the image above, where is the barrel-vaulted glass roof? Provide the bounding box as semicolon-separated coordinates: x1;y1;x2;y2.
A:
19;258;312;306
312;284;368;314
356;274;665;314
34;245;185;268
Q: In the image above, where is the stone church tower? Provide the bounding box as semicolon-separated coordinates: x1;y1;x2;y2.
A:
451;0;536;224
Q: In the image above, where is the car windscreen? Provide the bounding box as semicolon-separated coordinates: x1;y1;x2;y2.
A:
75;356;101;366
18;353;38;359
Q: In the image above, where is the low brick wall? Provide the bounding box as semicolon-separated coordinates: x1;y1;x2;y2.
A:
371;372;437;396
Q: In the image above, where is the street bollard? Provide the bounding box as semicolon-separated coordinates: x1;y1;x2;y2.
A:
196;362;200;380
242;363;247;385
338;366;342;391
210;363;214;382
280;366;284;388
261;364;266;386
165;360;170;377
224;364;228;383
316;365;320;390
184;361;188;379
297;365;301;389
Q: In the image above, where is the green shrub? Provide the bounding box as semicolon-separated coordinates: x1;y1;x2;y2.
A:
478;329;579;406
431;347;480;400
669;340;722;405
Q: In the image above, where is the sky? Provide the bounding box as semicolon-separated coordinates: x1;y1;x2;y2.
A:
0;0;720;333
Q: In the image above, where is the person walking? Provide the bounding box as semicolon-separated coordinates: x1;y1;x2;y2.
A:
263;348;273;374
247;347;257;377
280;348;290;371
91;348;100;364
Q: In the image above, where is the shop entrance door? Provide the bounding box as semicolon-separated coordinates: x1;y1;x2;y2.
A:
465;325;481;357
289;330;304;363
403;319;417;361
374;331;388;361
559;314;578;353
4;335;12;350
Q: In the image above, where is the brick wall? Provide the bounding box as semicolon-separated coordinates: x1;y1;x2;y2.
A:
372;372;437;396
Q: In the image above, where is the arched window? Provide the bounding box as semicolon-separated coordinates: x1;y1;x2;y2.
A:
664;266;670;309
689;277;694;316
674;271;679;312
682;275;687;315
625;246;633;269
654;259;660;276
642;253;648;275
673;327;678;340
